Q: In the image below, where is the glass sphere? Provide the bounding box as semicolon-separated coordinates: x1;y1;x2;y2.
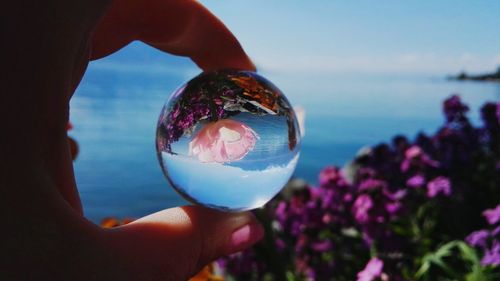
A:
156;70;301;211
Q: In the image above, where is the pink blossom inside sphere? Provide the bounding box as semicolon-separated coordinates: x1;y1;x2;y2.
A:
156;70;301;211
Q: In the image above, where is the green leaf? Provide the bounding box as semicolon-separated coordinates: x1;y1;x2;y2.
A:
416;260;431;279
415;241;468;279
465;264;487;281
456;241;480;264
434;241;457;258
285;271;296;281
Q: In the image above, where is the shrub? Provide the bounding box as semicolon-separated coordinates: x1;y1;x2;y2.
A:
219;95;500;281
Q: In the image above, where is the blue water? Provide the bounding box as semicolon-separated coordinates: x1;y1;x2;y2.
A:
162;153;299;211
71;43;500;222
160;111;300;211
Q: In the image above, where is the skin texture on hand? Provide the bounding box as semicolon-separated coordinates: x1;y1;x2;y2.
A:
0;1;259;280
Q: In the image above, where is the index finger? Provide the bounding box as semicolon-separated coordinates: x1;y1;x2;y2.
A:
91;0;256;72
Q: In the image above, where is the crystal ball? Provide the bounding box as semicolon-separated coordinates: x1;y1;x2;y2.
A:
156;70;301;211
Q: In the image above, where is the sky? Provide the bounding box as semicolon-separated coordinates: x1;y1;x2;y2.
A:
199;0;500;75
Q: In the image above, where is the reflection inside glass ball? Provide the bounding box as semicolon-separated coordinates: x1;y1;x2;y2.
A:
189;119;259;163
156;70;301;211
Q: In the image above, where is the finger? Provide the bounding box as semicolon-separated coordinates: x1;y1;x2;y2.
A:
103;206;263;280
91;0;255;71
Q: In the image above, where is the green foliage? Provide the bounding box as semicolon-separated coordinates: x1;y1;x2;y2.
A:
415;241;497;281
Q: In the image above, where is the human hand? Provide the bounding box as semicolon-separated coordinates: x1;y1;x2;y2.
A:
1;1;261;280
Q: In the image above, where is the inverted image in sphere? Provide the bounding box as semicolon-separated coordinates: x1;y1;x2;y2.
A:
156;70;301;211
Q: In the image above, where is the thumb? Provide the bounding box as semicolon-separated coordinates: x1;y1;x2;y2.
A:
104;206;264;281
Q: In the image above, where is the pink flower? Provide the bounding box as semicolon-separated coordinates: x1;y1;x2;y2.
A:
359;179;386;192
406;174;425;188
357;257;384;281
352;194;373;224
385;201;402;215
483;204;500;225
427;176;452;198
319;166;342;186
465;230;490;247
405;145;423;159
481;241;500;267
189;119;258;163
401;145;439;172
311;240;333;252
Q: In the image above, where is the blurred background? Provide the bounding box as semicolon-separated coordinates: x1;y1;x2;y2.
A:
70;0;500;222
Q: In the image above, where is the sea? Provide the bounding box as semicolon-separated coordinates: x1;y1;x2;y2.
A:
70;43;500;222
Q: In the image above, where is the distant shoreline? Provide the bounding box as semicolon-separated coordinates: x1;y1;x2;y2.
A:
448;67;500;82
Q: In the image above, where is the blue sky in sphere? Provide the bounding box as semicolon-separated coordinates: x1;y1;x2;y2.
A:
200;0;500;75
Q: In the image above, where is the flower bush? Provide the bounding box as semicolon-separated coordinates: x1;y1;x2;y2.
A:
466;205;500;267
218;95;500;281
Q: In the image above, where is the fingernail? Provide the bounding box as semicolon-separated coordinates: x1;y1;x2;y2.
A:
226;223;264;254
